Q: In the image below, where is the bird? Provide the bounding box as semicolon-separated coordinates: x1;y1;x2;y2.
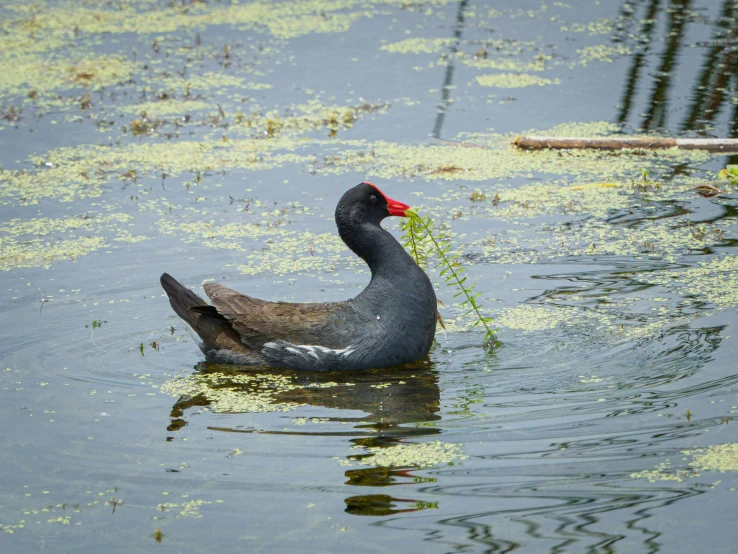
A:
160;182;437;371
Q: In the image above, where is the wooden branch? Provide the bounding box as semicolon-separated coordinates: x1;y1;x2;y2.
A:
513;136;738;152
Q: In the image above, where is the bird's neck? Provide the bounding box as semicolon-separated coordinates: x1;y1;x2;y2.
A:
339;221;414;276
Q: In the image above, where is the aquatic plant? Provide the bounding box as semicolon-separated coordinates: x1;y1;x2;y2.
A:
401;213;498;348
718;165;738;184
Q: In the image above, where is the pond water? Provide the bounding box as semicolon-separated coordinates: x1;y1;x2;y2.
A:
2;0;738;552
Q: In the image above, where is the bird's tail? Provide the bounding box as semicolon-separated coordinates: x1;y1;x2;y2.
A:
160;273;247;357
160;273;208;325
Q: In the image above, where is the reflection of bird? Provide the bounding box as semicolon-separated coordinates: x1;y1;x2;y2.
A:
161;182;437;370
163;364;443;516
280;365;442;429
166;362;442;435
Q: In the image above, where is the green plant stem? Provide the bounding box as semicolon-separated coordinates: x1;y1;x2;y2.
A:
411;215;497;346
407;220;422;267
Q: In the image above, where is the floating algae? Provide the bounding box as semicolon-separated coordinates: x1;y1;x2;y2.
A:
0;0;455;55
0;0;452;114
161;73;272;95
0;213;135;271
118;100;212;117
631;444;738;482
630;460;698;483
643;256;738;310
0;0;379;48
0;484;132;534
2;138;315;204
577;44;633;66
160;372;304;414
0;54;137;102
159;370;358;414
688;444;738;474
460;57;548;73
157;499;212;520
559;18;618;36
338;441;468;468
494;305;582;332
475;74;561;89
380;38;456;54
228;99;390;139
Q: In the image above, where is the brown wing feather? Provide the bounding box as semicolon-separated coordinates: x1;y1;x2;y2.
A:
203;283;352;349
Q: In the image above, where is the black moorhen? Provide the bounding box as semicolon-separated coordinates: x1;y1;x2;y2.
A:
161;182;437;370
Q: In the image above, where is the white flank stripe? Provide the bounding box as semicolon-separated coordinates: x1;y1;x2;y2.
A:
264;342;355;359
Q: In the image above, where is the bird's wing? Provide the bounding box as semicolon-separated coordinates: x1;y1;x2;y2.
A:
202;282;354;351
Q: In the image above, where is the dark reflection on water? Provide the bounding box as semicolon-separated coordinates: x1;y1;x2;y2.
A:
168;362;441;433
167;363;445;515
345;494;438;516
640;0;691;132
615;0;662;127
277;364;441;429
679;0;738;139
616;0;738;140
431;0;469;139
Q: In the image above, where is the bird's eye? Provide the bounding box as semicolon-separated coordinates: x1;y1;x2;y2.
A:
369;194;378;204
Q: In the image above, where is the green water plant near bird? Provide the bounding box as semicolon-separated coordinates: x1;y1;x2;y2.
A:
401;212;499;348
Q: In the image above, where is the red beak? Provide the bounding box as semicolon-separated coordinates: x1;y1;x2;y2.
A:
386;196;412;217
363;182;413;217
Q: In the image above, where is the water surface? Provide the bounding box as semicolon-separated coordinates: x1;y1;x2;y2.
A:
2;0;738;552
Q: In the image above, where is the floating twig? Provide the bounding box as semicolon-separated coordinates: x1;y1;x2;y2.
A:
693;184;725;198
